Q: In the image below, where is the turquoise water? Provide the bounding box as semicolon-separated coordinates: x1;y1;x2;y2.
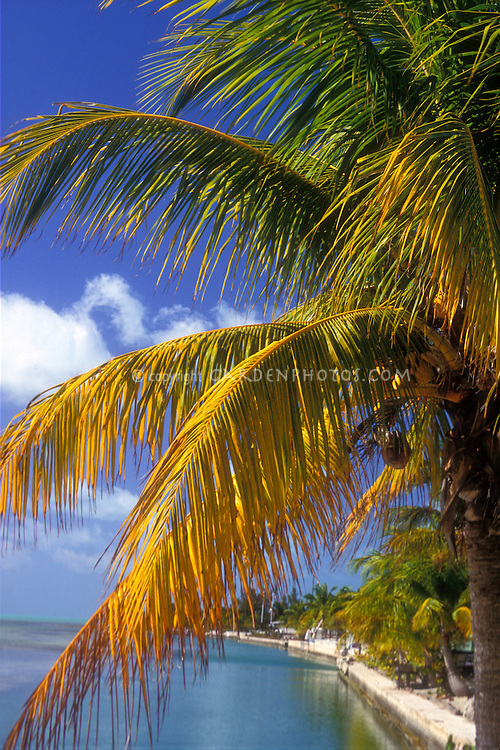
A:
0;620;411;749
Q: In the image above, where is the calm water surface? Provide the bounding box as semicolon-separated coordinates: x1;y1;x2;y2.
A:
0;620;411;749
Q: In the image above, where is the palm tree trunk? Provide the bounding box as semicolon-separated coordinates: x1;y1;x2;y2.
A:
423;653;437;688
466;517;500;750
440;629;469;697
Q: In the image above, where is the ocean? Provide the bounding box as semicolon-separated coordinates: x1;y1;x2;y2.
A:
0;620;411;749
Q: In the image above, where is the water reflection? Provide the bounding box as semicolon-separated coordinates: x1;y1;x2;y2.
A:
1;622;411;749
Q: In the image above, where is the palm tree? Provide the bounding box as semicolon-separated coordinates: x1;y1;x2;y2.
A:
344;512;472;696
410;554;472;697
302;583;337;631
384;508;473;697
1;0;500;747
323;586;354;637
341;551;431;671
282;590;309;635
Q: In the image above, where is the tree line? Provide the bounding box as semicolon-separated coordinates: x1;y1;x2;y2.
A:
229;508;472;697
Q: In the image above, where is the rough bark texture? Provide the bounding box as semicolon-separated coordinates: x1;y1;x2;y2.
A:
441;395;500;749
466;519;500;750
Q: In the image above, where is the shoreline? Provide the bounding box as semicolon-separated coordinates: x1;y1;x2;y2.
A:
225;632;475;750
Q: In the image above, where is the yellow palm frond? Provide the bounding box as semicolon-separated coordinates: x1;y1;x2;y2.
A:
1;306;453;746
4;305;440;746
453;605;472;639
3;418;354;750
0;321;306;536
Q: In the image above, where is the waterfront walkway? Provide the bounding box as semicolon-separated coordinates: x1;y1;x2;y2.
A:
228;633;475;750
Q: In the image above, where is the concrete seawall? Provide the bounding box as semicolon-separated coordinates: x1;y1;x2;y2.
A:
337;659;475;750
227;634;475;750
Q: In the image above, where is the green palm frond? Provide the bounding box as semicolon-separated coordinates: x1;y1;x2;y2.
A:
139;2;500;158
142;1;417;139
327;116;500;371
0;105;335;304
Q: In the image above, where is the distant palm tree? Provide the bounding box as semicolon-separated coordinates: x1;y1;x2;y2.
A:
410;554;471;696
302;584;337;629
1;1;500;748
342;550;429;667
344;509;472;695
383;507;472;696
283;590;308;635
324;586;354;637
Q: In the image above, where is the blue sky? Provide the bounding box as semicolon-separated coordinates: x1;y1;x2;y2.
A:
1;0;360;620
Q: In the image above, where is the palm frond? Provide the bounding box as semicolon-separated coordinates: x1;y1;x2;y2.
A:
335;398;449;558
3;494;312;749
3;305;447;747
412;597;445;631
104;308;446;583
327;116;500;373
139;2;500;158
453;605;473;639
0;319;314;539
0;106;334;304
2;388;356;750
140;0;420;155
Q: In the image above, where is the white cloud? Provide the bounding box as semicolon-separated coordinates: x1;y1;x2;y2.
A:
146;299;260;345
92;487;139;521
148;299;261;343
75;274;147;346
149;304;210;343
50;546;103;575
212;300;260;328
1;524;105;576
1;292;111;404
48;526;106;575
1;274;262;407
